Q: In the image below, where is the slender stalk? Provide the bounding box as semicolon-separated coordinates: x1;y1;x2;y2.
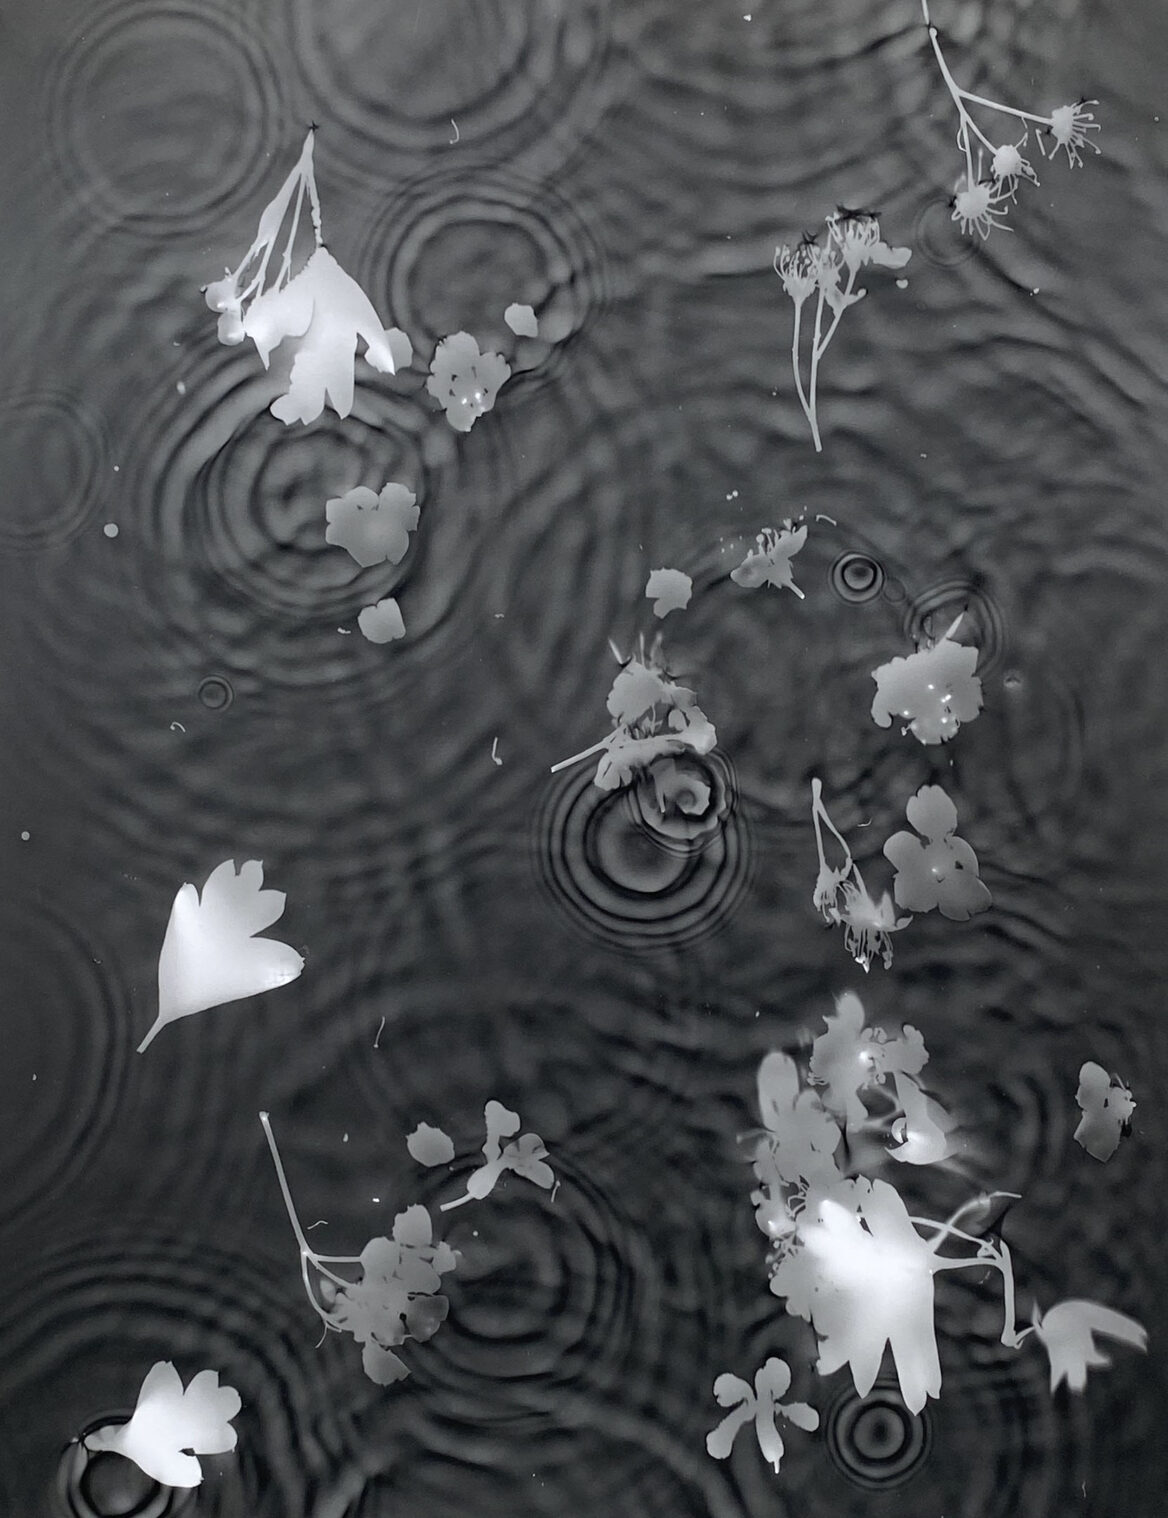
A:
260;1111;314;1258
301;129;325;246
810;779;855;878
812;263;859;362
955;87;1051;128
259;1112;353;1292
915;1190;1020;1249
804;287;827;452
275;179;307;291
550;735;612;774
789;300;815;440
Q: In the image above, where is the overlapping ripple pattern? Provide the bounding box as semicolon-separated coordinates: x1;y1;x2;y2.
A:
2;0;1167;1514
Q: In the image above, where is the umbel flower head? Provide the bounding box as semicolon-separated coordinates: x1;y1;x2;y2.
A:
773;209;910;450
1042;101;1102;168
922;0;1101;241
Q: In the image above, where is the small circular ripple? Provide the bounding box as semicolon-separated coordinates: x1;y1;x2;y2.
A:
288;0;611;174
913;194;980;268
830;551;886;605
59;1432;186;1518
0;390;109;551
824;1379;930;1490
124;349;475;701
903;572;1009;678
418;1152;652;1438
0;893;128;1230
0;1230;341;1518
43;0;284;237
535;751;751;952
354;160;611;385
196;675;234;711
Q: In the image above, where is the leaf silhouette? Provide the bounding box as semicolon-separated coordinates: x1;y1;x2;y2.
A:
84;1361;241;1488
139;860;303;1052
204;132;407;425
770;1177;943;1413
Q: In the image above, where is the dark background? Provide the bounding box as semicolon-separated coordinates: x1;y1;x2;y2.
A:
1;0;1166;1512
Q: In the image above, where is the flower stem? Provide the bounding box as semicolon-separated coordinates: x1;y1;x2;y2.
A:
805;287;827;452
789;300;817;446
259;1112;352;1291
550;735;613;774
956;87;1050;128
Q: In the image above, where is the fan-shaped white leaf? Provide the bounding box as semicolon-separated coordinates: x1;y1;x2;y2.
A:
139;861;303;1052
84;1361;241;1488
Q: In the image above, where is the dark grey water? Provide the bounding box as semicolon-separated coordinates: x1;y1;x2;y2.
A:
2;0;1167;1512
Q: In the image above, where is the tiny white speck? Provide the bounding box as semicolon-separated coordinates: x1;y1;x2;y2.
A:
338;627;351;634
112;464;119;472
343;1132;349;1142
103;522;119;538
896;278;908;289
20;830;29;841
176;380;187;395
372;1197;380;1203
32;1072;37;1080
170;721;186;733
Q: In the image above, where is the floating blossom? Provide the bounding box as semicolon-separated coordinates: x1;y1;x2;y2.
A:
706;1358;819;1474
774;211;909;451
203;131;409;423
426;332;510;432
406;1122;456;1167
807;990;947;1167
260;1114;458;1385
921;0;1100;239
870;613;983;745
645;567;693;617
550;637;716;795
883;784;992;921
325;483;419;568
440;1101;555;1209
84;1363;241;1488
810;779;912;972
731;523;806;597
503;302;539;337
951;167;1012;239
1073;1062;1135;1162
990;136;1040;191
1042;102;1102;168
357;597;406;644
